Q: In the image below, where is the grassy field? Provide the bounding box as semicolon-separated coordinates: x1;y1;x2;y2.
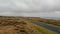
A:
29;17;60;28
0;16;42;34
0;16;58;34
26;21;56;34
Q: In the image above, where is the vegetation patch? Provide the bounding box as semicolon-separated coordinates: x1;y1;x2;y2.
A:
29;22;56;34
30;18;60;27
0;16;42;34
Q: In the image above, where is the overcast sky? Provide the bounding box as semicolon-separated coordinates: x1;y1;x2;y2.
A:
0;0;60;17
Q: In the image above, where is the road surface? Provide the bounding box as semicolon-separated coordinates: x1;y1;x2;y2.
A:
26;19;60;34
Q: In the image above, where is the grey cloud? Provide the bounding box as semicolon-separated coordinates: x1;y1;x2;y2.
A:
0;0;60;12
0;0;60;17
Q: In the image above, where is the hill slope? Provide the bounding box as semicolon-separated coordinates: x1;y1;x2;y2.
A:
0;16;42;34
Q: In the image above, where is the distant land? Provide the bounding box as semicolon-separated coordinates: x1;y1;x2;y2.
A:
42;17;60;20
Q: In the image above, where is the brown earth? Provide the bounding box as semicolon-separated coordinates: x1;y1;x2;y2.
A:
0;16;42;34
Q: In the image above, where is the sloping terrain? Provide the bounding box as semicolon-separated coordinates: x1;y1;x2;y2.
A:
29;17;60;26
0;16;42;34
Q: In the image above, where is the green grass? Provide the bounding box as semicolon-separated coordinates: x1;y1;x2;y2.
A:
31;19;60;28
46;24;60;28
30;23;56;34
20;18;57;34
